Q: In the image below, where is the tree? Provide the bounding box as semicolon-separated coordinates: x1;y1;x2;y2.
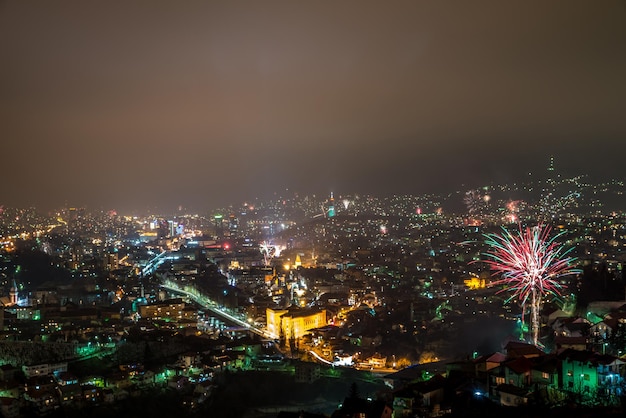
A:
348;382;360;399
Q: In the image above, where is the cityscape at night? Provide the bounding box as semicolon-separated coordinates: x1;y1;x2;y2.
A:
0;170;624;417
1;1;625;418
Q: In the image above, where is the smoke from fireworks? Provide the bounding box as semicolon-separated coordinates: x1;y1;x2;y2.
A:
483;224;579;346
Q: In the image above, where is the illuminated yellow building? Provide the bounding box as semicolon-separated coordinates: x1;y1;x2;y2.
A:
266;306;326;339
138;298;197;322
463;277;486;290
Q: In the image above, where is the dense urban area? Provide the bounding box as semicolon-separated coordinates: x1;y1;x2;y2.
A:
0;168;625;418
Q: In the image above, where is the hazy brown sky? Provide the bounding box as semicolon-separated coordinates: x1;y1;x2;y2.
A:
1;1;625;212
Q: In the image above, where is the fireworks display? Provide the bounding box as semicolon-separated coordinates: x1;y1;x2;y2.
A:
464;189;483;214
483;224;579;346
260;241;284;267
504;200;522;223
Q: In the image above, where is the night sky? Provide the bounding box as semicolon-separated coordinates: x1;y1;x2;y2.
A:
1;1;625;213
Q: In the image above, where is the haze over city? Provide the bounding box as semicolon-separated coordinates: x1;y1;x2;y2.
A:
3;3;626;417
1;1;625;213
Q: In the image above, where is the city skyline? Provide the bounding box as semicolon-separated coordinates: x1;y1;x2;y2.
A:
1;1;625;213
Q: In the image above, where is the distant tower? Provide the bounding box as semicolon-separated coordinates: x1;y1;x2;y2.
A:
540;155;557;221
9;280;18;306
328;192;336;218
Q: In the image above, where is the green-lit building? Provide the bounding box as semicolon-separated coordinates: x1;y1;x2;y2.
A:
558;349;624;401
